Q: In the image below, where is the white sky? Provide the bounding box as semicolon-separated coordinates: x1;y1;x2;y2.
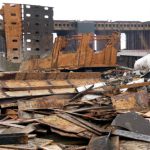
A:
0;0;150;21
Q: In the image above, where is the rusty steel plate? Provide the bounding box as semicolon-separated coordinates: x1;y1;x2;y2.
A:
112;112;150;135
88;136;112;150
112;91;149;110
39;115;85;133
18;96;69;111
2;4;22;63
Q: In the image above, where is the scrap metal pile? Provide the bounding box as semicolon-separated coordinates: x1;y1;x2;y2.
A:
0;69;149;150
0;2;150;150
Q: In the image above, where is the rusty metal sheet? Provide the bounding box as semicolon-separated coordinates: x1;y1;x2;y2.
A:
112;91;149;110
5;89;51;98
2;4;22;63
69;79;101;87
0;80;72;91
51;88;76;94
18;96;69;111
0;82;101;99
113;129;150;142
88;136;112;150
20;32;119;71
51;128;80;138
39;115;86;134
0;138;53;150
112;112;150;135
120;140;150;150
67;72;101;79
50;80;70;86
0;72;101;80
3;80;29;89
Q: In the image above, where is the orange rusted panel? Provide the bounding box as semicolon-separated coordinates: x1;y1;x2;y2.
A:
2;4;22;63
112;91;149;110
39;115;86;133
20;32;120;71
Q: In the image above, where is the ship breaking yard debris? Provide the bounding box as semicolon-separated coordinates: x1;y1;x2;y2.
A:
0;70;149;150
0;3;150;150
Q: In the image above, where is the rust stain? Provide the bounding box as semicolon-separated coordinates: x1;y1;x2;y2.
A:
1;4;22;63
20;32;120;71
112;91;149;110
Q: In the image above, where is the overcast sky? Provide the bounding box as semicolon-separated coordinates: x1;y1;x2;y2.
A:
0;0;150;21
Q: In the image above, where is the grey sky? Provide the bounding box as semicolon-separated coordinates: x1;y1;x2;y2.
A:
0;0;150;21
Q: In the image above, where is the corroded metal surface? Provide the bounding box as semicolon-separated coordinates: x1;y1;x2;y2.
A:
38;115;92;138
1;4;22;63
20;32;120;71
112;91;149;110
112;112;150;135
88;136;112;150
18;96;69;110
0;72;102;99
0;72;101;80
0;3;53;63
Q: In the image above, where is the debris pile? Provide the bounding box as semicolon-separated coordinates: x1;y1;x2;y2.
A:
0;70;149;149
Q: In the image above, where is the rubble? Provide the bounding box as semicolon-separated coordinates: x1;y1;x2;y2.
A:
0;2;150;149
0;69;149;149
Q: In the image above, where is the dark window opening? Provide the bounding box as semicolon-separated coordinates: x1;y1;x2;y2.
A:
12;39;17;42
35;48;40;51
13;48;18;51
35;23;39;26
13;57;18;59
35;31;39;34
35;39;40;42
11;22;17;25
11;13;16;16
35;14;39;17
